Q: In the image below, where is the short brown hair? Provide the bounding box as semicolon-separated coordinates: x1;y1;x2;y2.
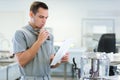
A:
30;1;48;14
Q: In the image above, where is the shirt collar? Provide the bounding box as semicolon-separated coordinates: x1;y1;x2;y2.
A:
25;24;39;35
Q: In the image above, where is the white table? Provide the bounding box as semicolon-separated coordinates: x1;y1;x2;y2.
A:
107;75;120;80
79;75;120;80
108;53;120;66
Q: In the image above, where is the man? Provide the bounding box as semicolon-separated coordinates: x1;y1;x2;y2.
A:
12;1;69;80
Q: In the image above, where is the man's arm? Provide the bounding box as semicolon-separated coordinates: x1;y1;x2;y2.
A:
16;29;49;67
15;39;43;67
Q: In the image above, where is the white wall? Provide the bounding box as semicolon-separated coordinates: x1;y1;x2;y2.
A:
0;0;120;50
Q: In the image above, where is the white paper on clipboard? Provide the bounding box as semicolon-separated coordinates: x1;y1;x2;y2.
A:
51;39;73;65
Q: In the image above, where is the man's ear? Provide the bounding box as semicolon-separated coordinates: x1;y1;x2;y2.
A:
29;11;34;18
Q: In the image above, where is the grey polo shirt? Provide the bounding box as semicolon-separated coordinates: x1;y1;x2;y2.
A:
12;24;55;80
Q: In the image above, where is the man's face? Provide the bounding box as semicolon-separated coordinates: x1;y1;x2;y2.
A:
31;8;48;29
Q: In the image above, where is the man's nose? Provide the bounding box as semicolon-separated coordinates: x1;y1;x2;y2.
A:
42;18;47;23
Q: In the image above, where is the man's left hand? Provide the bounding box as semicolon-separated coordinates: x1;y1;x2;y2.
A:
61;52;69;63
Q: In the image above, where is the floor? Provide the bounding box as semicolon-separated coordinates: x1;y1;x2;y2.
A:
52;76;73;80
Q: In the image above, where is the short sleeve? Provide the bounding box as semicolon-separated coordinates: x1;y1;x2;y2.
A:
12;30;27;54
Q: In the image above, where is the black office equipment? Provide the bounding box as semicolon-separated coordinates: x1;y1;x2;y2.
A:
97;33;117;76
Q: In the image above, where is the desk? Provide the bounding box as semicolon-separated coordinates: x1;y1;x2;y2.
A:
108;53;120;66
0;58;15;66
69;52;120;80
0;58;15;80
0;63;21;80
79;75;120;80
105;75;120;80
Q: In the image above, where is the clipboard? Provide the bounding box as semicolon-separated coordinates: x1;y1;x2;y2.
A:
51;39;73;65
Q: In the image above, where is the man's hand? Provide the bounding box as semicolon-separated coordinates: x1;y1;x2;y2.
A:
37;28;49;44
50;52;69;68
61;52;69;63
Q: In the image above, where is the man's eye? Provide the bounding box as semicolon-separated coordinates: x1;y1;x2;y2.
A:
39;16;48;19
39;16;44;18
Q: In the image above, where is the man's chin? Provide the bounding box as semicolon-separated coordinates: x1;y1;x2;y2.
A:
34;28;40;31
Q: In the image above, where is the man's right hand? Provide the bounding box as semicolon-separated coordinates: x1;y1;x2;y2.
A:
37;28;49;44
